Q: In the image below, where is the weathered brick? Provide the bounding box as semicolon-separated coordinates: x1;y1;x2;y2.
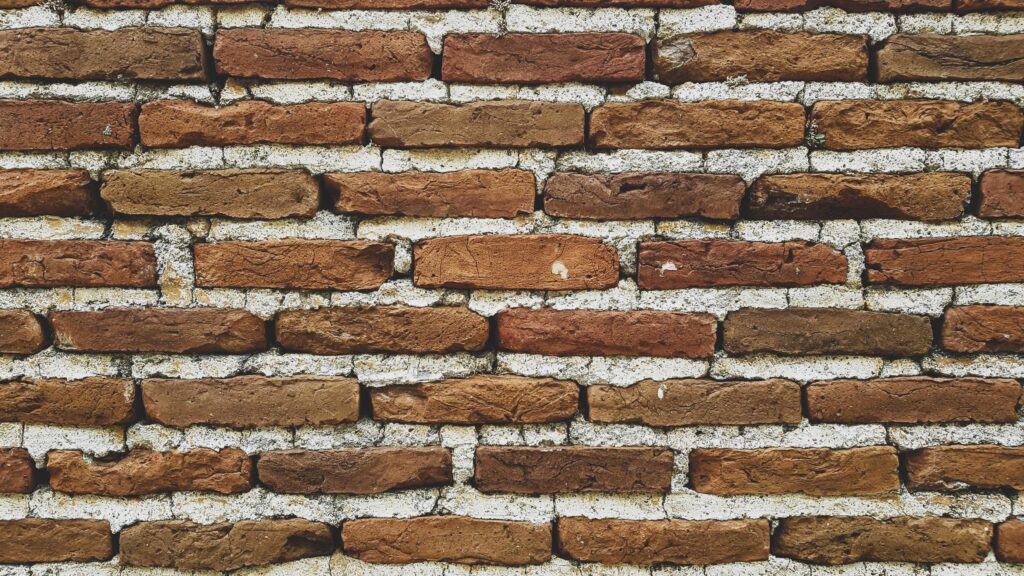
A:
958;0;1024;9
442;33;645;84
276;306;488;355
997;521;1024;563
557;518;770;565
0;169;98;217
0;241;156;288
370;375;579;424
101;169;320;219
342;516;551;565
877;34;1024;82
0;0;41;6
413;235;619;290
48;449;252;496
0;378;136;426
257;448;452;494
0;100;136;151
773;516;992;564
906;445;1024;491
288;0;489;6
866;236;1024;286
51;308;267;354
475;447;673;494
142;376;359;428
943;305;1024;353
979;170;1024;218
74;0;250;6
194;240;393;291
0;310;46;354
0;448;34;494
520;0;718;3
590;100;806;149
369;100;584;148
736;0;950;10
690;447;900;496
328;170;536;218
806;376;1021;423
139;100;365;148
0;520;113;563
214;29;432;81
496;308;716;358
724;308;933;356
638;240;848;289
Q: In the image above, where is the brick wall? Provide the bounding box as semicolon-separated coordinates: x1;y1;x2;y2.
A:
1;0;1024;574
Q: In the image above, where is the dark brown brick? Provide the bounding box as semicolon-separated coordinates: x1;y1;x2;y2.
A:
979;170;1024;218
0;100;136;151
906;445;1024;491
0;310;46;354
48;449;252;496
866;236;1024;286
257;448;452;494
877;34;1024;82
0;520;113;563
997;520;1024;563
475;447;673;494
0;241;156;288
0;378;136;426
943;305;1024;353
0;169;98;217
0;449;34;494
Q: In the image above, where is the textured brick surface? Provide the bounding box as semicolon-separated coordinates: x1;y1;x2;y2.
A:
0;100;136;151
474;447;673;493
257;448;452;494
0;378;137;425
48;449;252;496
0;170;98;217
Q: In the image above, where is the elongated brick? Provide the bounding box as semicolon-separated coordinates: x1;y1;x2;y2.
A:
943;305;1024;353
0;169;98;217
48;449;252;496
0;378;136;426
906;445;1024;491
0;241;156;288
257;448;452;494
0;100;136;151
474;447;673;494
866;236;1024;286
0;520;113;563
877;34;1024;82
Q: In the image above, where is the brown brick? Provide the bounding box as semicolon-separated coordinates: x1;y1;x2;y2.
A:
906;445;1024;491
520;0;718;4
806;376;1021;424
0;169;98;217
101;169;319;219
638;240;848;289
288;0;488;6
475;447;673;494
0;310;46;354
588;379;803;426
0;519;113;563
736;0;951;10
690;447;900;496
590;100;806;149
997;521;1024;563
48;449;252;496
142;376;359;428
73;0;251;6
276;306;488;355
51;308;267;354
866;236;1024;286
773;516;992;564
370;375;579;424
749;172;972;221
139;100;365;148
979;170;1024;218
557;518;770;565
958;0;1024;10
0;378;136;426
877;34;1024;82
496;308;716;358
0;448;33;494
543;172;745;220
442;33;645;84
943;305;1024;353
369;100;584;148
214;29;432;81
120;520;334;571
0;240;156;288
0;28;206;81
0;0;40;6
329;170;535;218
656;31;867;83
812;99;1023;150
413;234;619;290
194;240;393;291
0;100;136;151
342;516;551;565
723;308;933;356
257;448;452;494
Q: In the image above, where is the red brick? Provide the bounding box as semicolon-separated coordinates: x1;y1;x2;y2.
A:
866;236;1024;286
979;170;1024;218
257;448;452;494
997;520;1024;563
48;449;253;496
0;100;136;151
475;447;673;494
0;448;33;494
877;34;1024;82
943;305;1024;353
0;310;46;354
736;0;950;9
0;0;41;6
0;378;137;426
288;0;488;6
0;520;113;563
0;241;156;288
0;169;98;217
520;0;716;4
73;0;251;6
958;0;1024;9
906;445;1024;491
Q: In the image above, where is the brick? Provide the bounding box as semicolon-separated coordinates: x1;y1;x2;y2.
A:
120;520;334;571
413;235;619;290
0;0;41;5
806;376;1021;424
690;447;900;496
288;0;489;6
0;378;136;426
906;446;1024;491
0;310;46;354
0;240;156;288
638;240;848;289
327;170;535;218
142;376;359;428
139;100;365;148
749;172;971;221
813;99;1023;150
194;240;393;291
0;169;98;217
342;516;551;565
74;0;251;6
48;449;252;496
370;375;579;424
214;29;432;82
877;34;1024;82
0;100;136;151
736;0;950;10
369;100;584;148
276;306;488;355
773;516;992;564
943;305;1024;353
0;448;33;494
475;447;673;494
101;169;320;219
588;379;803;426
557;518;770;565
0;520;113;563
958;0;1024;9
520;0;718;3
496;308;716;358
0;28;206;81
51;308;267;354
590;100;806;149
979;170;1024;218
866;236;1024;286
543;172;745;221
723;308;933;356
257;448;452;494
656;31;867;83
442;33;644;84
997;521;1024;563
